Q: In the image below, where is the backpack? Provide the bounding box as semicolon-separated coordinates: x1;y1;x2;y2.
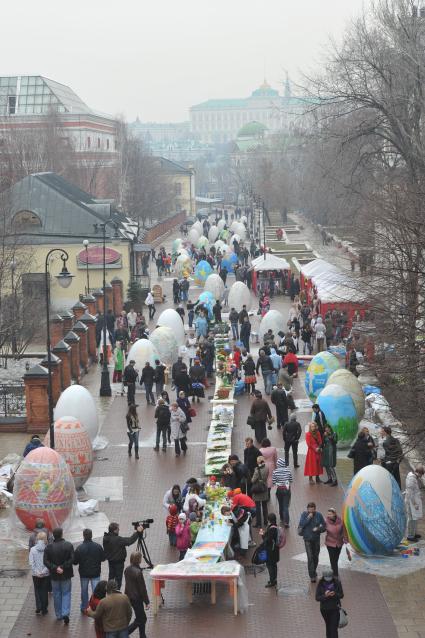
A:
271;525;286;549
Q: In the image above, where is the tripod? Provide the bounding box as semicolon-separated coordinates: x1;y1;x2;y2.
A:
136;530;154;570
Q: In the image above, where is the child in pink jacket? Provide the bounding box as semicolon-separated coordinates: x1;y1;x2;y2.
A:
175;513;191;560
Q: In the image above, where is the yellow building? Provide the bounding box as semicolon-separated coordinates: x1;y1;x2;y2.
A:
158;157;195;215
8;172;138;310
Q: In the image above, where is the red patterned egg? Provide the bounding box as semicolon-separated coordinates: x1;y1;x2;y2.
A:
44;417;93;488
14;447;75;531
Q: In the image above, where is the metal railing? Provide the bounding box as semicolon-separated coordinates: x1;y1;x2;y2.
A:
0;382;26;418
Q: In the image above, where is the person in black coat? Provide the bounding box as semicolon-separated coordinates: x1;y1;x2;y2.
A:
73;528;106;612
43;528;74;624
271;383;289;428
123;360;138;406
282;415;302;467
154;399;171;451
312;404;327;437
240;317;251;352
243;437;261;477
228;454;251;493
140;362;155;405
243;354;256;394
349;430;373;475
102;522;142;589
315;569;344;638
259;513;280;588
213;300;222;323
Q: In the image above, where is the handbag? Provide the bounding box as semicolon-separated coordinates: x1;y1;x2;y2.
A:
338;607;348;629
180;421;190;434
252;480;267;494
189;407;197;417
252;543;268;565
287;394;296;411
247;415;256;427
347;447;355;459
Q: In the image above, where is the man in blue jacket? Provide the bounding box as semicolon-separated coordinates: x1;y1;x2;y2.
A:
298;502;326;582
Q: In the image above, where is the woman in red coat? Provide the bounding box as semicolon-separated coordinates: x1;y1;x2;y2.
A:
304;422;323;484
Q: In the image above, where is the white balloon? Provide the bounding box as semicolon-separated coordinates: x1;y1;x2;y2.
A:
54;386;99;442
204;273;225;300
157;308;186;346
228;281;251;312
217;219;226;230
188;228;200;244
208;226;219;242
127;339;158;370
259;309;286;341
150;326;179;365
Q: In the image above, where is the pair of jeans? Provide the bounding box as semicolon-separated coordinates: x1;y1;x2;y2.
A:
80;576;100;611
275;488;291;525
148;305;156;319
106;630;129;638
304;538;321;579
51;579;72;619
32;576;49;613
174;437;187;455
266;561;277;585
263;371;273;395
320;608;340;638
231;323;239;339
255;501;268;527
156;424;167;449
144;383;155;404
127;383;136;405
155;381;164;397
327;545;342;577
325;466;337;483
108;561;125;589
128;431;140;454
128;598;147;638
181;290;188;302
284;441;299;466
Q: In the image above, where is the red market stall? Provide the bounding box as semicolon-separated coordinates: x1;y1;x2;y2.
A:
250;254;290;296
300;259;339;301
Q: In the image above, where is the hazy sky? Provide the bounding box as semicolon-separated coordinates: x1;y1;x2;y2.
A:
3;0;367;122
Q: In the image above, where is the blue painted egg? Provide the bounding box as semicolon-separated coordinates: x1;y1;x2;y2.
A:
194;260;213;285
317;383;358;447
304;351;339;402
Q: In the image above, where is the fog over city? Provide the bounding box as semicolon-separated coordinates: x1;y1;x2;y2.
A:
2;0;366;120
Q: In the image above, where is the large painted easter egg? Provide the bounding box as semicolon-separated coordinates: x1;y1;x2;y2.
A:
317;384;358;447
228;281;251;312
217;219;226;231
221;253;238;273
304;351;340;402
198;291;215;319
174;254;192;278
188;228;200;244
54;385;99;442
127;338;159;369
234;222;246;240
43;417;93;488
343;464;406;555
197;235;209;250
259;310;285;341
150;326;179;364
208;226;219;242
327;369;365;419
204;274;224;300
194;260;213;285
172;238;182;254
157;308;186;346
14;447;75;531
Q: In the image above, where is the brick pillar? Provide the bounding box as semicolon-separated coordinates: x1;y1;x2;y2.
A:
104;283;113;314
93;289;104;314
80;312;97;361
72;300;87;322
111;277;123;316
49;315;64;348
52;339;72;390
73;321;89;372
24;364;49;433
64;331;81;383
81;294;96;316
60;310;74;335
40;353;62;405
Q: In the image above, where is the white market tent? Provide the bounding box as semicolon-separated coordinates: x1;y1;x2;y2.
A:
251;254;290;271
301;258;340;279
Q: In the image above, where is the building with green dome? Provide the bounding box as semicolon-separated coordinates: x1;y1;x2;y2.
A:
190;78;307;143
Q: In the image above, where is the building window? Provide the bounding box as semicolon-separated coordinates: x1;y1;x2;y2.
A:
97;137;101;148
106;138;110;150
175;182;182;196
7;96;16;115
87;136;91;148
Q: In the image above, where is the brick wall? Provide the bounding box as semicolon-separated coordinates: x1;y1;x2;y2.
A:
142;211;187;244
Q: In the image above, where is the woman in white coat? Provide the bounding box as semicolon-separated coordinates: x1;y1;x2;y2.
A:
170;402;188;457
405;465;424;541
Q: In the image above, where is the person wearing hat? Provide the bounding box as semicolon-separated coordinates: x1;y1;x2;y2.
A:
86;578;132;635
175;513;191;560
315;569;344;638
23;434;44;457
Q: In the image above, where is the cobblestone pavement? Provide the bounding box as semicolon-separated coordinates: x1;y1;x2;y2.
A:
1;221;407;637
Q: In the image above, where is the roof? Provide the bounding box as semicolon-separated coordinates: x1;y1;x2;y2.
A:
195;197;223;204
41;77;92;114
251;254;290;271
158;157;193;175
300;258;339;278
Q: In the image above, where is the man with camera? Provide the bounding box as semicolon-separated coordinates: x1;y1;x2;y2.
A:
103;522;143;589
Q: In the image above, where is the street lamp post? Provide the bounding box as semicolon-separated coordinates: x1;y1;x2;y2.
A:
94;220;120;397
45;249;73;448
10;259;17;355
83;239;90;295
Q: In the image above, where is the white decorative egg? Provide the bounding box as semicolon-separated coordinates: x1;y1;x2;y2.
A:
54;385;99;442
157;308;186;346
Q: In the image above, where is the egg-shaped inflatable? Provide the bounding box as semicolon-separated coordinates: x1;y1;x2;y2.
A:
221;253;238;273
175;254;192;278
234;223;246;240
150;326;179;365
229;233;241;247
14;447;75;530
204;273;224;300
54;385;99;442
43;417;93;489
240;215;247;223
327;369;365;420
198;290;215;319
197;235;209;250
317;384;358;447
208;226;219;242
172;238;183;254
217;219;226;231
192;221;203;235
157;308;186;346
343;464;406;555
127;338;159;369
230;220;239;233
259;309;285;341
215;239;226;252
194;260;213;285
188;228;200;244
228;281;251;312
305;351;340;402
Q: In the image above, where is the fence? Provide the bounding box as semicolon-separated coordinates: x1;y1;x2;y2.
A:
0;382;26;419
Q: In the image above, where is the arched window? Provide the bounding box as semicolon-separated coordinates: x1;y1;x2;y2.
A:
12;210;42;229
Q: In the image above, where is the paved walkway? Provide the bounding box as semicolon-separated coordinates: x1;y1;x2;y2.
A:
1;220;410;637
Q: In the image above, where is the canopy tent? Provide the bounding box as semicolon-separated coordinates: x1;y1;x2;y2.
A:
300;258;340;294
309;267;367;324
250;253;291;295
